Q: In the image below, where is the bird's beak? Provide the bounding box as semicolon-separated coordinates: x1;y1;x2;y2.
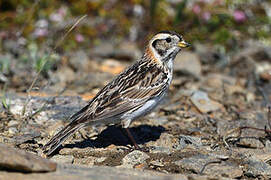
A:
178;40;191;48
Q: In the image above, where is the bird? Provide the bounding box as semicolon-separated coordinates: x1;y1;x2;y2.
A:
42;31;190;156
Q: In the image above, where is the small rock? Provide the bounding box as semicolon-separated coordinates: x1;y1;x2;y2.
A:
8;127;18;135
8;120;18;127
245;157;271;176
204;73;236;89
51;66;76;89
265;140;271;150
69;50;89;71
149;146;172;155
174;51;201;77
190;90;224;113
148;116;168;126
0;72;8;83
149;160;164;167
0;143;56;172
174;154;214;172
119;150;149;168
51;155;74;164
177;135;202;150
95;157;107;163
253;152;271;163
14;132;41;145
237;137;265;149
73;156;95;166
146;133;175;151
9;101;24;115
175;154;242;178
255;62;271;81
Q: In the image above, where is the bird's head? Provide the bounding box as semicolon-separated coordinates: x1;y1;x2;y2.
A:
146;31;190;64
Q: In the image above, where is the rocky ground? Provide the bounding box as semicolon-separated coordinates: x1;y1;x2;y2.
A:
1;40;271;179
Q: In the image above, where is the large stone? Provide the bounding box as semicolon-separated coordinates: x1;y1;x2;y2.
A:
0;164;230;180
175;154;242;178
0;143;56;172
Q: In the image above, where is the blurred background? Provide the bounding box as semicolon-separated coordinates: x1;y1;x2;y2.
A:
1;1;271;176
0;0;270;99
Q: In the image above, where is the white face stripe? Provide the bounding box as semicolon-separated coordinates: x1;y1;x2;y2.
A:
150;33;179;45
148;33;180;63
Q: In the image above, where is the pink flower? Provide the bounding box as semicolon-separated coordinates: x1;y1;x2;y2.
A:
75;33;84;42
33;19;48;37
36;19;48;28
58;7;67;17
0;31;7;39
50;13;63;22
192;4;201;15
202;12;211;21
50;7;67;22
33;28;48;37
233;10;246;22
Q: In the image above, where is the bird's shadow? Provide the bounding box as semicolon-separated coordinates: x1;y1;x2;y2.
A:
54;124;165;154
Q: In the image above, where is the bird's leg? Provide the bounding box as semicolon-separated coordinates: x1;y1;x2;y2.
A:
124;128;140;149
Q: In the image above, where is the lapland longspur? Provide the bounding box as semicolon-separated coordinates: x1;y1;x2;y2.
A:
43;31;190;156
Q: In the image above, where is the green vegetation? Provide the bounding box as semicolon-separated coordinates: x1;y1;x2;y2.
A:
0;0;270;75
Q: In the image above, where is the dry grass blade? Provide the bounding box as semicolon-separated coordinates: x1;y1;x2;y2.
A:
268;105;271;130
223;127;242;148
22;14;88;116
1;83;10;113
53;14;87;51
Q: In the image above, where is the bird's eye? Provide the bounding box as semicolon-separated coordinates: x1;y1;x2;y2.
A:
166;38;171;43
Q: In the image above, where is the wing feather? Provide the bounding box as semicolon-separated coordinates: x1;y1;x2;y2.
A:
72;60;170;125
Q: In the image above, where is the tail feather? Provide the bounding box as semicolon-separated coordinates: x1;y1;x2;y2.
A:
43;121;85;156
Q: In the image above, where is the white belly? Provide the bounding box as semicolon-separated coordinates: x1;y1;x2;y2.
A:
121;93;166;128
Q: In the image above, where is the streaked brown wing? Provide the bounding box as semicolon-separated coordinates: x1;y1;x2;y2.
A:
73;60;169;124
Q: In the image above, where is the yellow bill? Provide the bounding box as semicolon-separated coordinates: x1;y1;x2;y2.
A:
178;40;191;48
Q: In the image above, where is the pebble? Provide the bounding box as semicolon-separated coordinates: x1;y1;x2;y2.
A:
190;90;224;113
51;155;74;164
95;157;107;163
149;146;172;155
8;120;19;127
119;150;150;168
255;62;271;81
177;135;202;150
73;156;95;166
8;127;18;135
245;158;271;176
69;50;89;71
